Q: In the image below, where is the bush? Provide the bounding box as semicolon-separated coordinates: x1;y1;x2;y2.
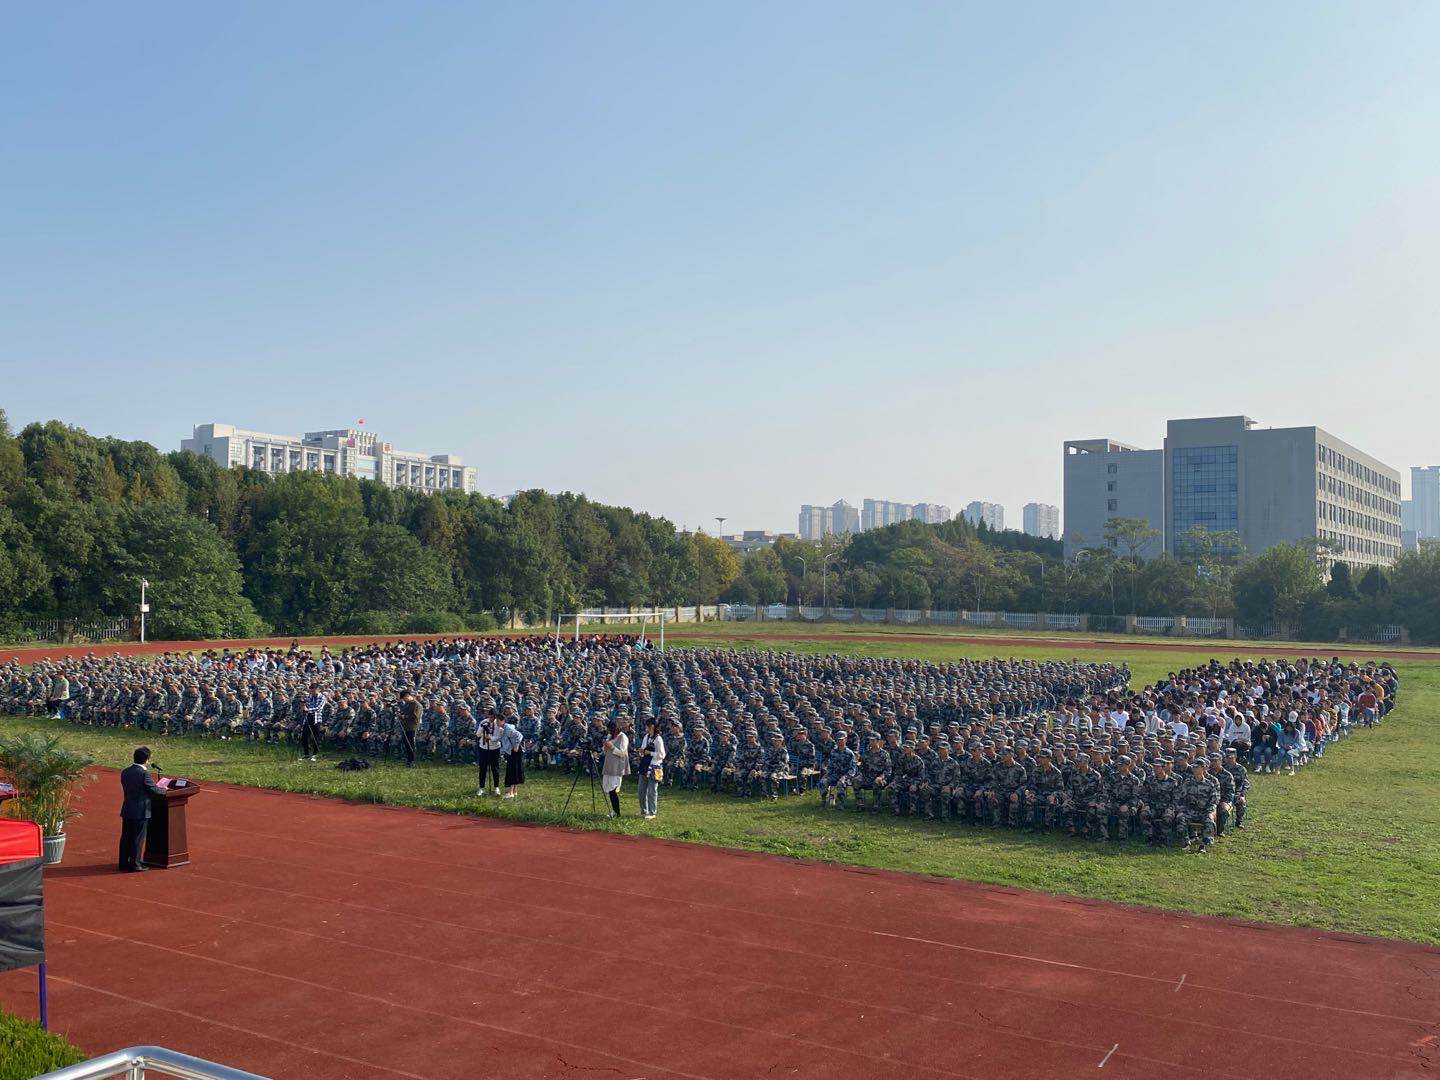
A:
400;612;467;634
0;1009;86;1080
340;610;400;635
464;612;499;632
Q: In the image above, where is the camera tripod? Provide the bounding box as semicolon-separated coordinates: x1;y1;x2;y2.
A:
561;748;600;815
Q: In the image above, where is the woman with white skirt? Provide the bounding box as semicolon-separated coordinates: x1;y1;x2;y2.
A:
602;720;629;818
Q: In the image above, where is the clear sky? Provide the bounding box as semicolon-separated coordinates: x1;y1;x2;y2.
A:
3;3;1437;533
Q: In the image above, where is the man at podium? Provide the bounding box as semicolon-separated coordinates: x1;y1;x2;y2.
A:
118;746;162;873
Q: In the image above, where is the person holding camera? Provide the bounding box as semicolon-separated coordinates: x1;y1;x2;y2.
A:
601;719;629;818
637;717;666;819
476;708;503;796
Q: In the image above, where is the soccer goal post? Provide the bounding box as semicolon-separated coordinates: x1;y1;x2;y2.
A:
554;609;668;650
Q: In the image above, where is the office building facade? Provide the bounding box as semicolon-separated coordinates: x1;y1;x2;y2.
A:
1062;440;1166;560
962;501;1006;531
1022;502;1060;540
181;423;477;495
1062;416;1401;569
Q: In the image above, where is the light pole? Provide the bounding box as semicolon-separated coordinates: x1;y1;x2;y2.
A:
794;556;807;605
139;578;150;644
822;550;841;609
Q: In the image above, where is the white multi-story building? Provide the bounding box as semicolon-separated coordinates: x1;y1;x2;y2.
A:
962;501;1005;530
181;423;477;495
1022;502;1060;540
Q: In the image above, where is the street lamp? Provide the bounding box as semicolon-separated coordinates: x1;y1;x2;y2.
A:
822;550;842;609
794;556;808;606
139;578;150;644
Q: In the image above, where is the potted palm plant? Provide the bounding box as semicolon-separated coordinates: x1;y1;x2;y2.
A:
0;733;94;865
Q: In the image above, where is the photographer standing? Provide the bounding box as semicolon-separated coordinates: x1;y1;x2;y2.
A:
476;709;503;796
601;720;629;818
300;683;325;762
637;717;665;820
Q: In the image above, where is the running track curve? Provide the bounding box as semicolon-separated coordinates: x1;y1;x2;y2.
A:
1;773;1436;1079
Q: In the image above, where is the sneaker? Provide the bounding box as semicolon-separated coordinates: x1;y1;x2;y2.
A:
309;756;317;762
477;787;486;796
502;792;515;799
492;787;502;796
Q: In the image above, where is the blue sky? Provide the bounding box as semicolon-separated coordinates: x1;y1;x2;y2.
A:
3;3;1437;532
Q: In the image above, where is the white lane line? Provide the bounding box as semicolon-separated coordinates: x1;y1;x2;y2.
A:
1098;1043;1119;1068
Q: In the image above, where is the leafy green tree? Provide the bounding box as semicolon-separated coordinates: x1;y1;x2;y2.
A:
1326;560;1356;599
94;502;265;639
1232;542;1324;626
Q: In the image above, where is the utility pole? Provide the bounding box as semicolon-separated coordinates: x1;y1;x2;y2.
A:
139;578;150;644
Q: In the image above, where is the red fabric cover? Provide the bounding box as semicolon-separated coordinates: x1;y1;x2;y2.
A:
0;820;42;865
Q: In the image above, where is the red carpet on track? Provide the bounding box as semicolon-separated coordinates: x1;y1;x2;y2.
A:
2;773;1437;1080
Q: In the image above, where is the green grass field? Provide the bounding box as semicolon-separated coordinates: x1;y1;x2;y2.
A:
4;628;1436;946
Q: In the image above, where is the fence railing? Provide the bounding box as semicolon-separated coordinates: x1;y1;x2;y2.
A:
34;1045;269;1080
12;617;135;645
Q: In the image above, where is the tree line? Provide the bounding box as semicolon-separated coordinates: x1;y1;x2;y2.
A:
2;413;1437;643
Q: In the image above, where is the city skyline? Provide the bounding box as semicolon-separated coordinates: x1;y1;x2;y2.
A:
5;6;1440;532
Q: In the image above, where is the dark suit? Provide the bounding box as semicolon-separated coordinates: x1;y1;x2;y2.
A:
118;763;162;871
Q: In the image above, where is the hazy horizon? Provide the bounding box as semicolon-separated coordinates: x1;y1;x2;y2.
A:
5;4;1438;533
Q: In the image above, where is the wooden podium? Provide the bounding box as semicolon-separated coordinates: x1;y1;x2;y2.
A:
143;780;201;869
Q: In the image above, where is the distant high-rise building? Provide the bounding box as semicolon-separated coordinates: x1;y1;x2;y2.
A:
962;501;1005;531
181;422;476;494
862;499;914;530
1062;416;1401;569
1022;502;1060;540
797;499;859;540
1411;466;1440;542
912;502;952;525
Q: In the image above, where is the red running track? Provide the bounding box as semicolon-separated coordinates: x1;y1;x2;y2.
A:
3;630;1436;665
2;774;1438;1080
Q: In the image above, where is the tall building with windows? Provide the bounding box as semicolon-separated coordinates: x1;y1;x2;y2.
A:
962;501;1005;531
1022;502;1060;539
181;423;477;494
1062;416;1401;569
1062;440;1165;560
1410;466;1440;543
912;502;953;524
862;499;913;530
797;499;860;539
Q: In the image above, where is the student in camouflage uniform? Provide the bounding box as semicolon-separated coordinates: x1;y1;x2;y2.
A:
988;747;1027;827
763;733;791;799
1065;754;1108;840
1209;752;1236;835
1027;747;1067;831
893;742;926;817
820;733;858;809
958;742;990;824
855;736;893;812
1140;758;1181;847
1107;755;1145;841
1179;759;1221;853
923;741;959;821
1223;746;1248;829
